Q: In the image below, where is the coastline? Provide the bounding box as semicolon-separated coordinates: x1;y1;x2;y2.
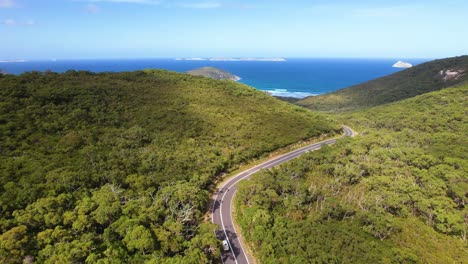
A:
0;58;426;98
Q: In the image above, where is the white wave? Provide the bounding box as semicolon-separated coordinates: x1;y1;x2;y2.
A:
263;89;319;98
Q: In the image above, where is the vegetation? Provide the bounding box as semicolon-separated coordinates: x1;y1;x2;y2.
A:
187;67;241;81
0;69;338;263
273;96;300;104
236;84;468;263
297;56;468;112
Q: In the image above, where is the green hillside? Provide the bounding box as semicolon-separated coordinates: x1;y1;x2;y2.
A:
297;56;468;112
236;84;468;263
0;70;338;263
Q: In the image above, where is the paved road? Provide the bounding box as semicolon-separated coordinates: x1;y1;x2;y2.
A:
211;126;354;264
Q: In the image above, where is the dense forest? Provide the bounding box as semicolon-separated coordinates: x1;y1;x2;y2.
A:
297;55;468;112
236;84;467;263
0;70;338;263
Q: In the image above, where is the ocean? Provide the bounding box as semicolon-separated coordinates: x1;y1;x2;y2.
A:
0;58;429;98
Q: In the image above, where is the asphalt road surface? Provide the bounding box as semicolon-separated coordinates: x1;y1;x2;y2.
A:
211;126;354;264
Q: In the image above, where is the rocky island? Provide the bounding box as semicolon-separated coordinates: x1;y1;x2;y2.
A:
175;58;207;61
187;67;241;81
208;57;286;61
392;60;413;68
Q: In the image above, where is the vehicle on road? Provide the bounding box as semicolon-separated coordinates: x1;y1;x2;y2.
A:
222;240;229;251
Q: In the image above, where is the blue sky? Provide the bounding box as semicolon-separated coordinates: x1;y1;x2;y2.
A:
1;0;467;59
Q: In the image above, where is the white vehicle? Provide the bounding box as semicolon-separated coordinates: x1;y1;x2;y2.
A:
222;240;229;251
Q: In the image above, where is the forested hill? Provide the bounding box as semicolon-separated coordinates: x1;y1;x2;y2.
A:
0;70;338;263
236;83;468;263
297;55;468;112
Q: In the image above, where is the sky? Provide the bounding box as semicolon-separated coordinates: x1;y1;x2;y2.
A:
0;0;467;60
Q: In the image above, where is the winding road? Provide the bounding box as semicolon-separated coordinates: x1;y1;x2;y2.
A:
211;126;355;264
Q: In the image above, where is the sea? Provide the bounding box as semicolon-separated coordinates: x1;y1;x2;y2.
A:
0;58;429;98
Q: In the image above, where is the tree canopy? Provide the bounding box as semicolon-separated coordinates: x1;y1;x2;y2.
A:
236;84;467;263
0;69;338;263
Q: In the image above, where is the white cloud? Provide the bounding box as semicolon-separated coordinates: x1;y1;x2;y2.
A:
81;0;224;8
353;6;408;18
178;1;221;9
2;19;36;26
85;0;161;4
3;19;16;25
0;0;14;8
86;4;100;13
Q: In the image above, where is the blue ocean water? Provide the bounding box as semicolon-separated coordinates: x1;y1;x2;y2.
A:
0;58;428;98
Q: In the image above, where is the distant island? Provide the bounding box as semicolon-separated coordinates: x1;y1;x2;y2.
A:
175;57;286;62
187;67;241;81
392;60;412;68
175;58;207;61
0;59;27;63
209;57;286;62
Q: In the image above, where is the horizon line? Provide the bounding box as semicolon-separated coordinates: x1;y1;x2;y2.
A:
0;56;447;62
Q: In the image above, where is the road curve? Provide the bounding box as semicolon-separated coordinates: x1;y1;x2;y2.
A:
211;126;354;264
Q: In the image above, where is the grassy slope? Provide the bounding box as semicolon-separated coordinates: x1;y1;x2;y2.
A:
297;55;468;112
236;84;468;263
274;96;300;104
0;70;338;263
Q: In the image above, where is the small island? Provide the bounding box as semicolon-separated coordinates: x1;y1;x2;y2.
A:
209;57;286;62
175;58;207;61
0;59;27;63
176;57;286;62
392;60;413;68
187;67;241;81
